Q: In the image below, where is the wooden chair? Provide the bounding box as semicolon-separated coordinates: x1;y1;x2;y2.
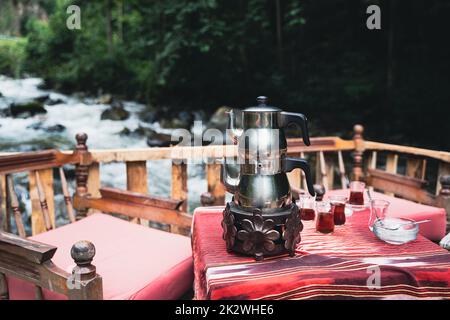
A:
0;133;193;300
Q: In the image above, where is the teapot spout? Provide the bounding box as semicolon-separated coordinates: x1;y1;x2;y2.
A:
227;109;243;144
220;158;240;194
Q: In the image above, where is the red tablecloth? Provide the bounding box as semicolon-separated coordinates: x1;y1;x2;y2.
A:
326;189;447;242
192;202;450;300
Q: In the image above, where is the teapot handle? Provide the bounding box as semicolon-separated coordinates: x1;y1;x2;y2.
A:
282;157;315;196
279;112;311;146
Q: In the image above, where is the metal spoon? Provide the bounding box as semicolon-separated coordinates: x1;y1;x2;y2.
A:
382;219;431;231
366;188;382;222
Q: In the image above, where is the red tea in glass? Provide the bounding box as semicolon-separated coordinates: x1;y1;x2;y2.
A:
316;201;334;234
332;203;346;225
297;194;316;221
348;181;366;205
329;195;347;225
300;208;315;221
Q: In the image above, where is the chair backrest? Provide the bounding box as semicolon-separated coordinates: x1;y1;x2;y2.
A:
0;150;78;236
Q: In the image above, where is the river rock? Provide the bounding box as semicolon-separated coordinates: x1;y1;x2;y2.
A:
26;123;66;133
9;101;47;118
119;125;173;147
147;133;173;147
159;111;194;130
45;97;65;106
96;94;113;105
100;100;130;121
46;124;66;133
34;94;50;103
207;106;230;131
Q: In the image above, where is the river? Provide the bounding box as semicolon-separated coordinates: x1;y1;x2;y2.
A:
0;75;207;232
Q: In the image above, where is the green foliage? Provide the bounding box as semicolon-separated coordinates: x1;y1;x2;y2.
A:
1;0;448;149
0;37;27;77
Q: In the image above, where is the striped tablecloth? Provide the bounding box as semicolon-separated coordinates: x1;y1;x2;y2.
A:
192;206;450;300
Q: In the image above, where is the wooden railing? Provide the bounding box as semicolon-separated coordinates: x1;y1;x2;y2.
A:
0;124;449;237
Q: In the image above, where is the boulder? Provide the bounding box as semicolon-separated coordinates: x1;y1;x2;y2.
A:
119;125;173;147
100;100;130;121
207;106;230;131
96;94;113;105
159;111;194;130
26;123;66;133
45;97;65;106
34;94;50;103
9;101;47;118
46;124;66;133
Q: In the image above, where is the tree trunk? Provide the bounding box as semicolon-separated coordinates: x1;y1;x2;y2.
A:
105;0;113;54
386;0;396;111
275;0;283;70
11;0;22;36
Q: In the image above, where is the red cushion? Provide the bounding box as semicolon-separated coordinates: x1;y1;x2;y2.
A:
7;213;193;300
325;189;447;242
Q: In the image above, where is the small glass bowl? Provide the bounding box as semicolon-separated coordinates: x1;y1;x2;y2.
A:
372;218;419;245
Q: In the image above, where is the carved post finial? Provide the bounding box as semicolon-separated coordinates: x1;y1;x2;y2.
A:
71;241;96;279
439;175;450;197
68;240;102;300
352;124;365;181
75;133;88;151
200;192;216;206
437;175;450;233
353;124;364;137
313;184;326;201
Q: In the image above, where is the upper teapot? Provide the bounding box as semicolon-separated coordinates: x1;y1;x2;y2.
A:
227;96;311;149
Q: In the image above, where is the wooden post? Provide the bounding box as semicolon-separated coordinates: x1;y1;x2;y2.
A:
406;158;422;179
385;154;398;197
367;151;377;192
337;151;348;189
436;175;450;233
68;241;103;300
35;170;53;231
300;152;308;190
318;151;329;192
59;168;76;223
0;273;8;300
287;153;302;190
0;175;9;232
206;163;225;205
6;175;25;238
74;133;90;220
29;169;55;235
126;161;149;225
86;163;101;216
171;162;188;234
351;124;365;181
436;162;450;196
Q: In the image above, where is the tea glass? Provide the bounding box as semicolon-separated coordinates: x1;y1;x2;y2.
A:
368;199;390;231
297;194;316;221
329;195;347;225
316;201;334;234
348;181;366;205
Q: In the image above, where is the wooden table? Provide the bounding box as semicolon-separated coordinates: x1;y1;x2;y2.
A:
192;198;450;300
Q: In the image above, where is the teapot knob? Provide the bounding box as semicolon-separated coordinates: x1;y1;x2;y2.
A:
256;96;268;105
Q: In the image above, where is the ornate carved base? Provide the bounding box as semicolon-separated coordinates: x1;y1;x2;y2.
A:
222;202;303;261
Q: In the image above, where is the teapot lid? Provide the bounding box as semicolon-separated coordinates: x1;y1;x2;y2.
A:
244;96;281;112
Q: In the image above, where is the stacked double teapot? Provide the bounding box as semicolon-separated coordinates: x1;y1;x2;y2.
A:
221;96;315;260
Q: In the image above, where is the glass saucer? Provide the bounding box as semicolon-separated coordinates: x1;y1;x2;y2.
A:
372;217;419;245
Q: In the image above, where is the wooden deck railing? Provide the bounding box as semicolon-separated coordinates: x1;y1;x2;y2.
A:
0;124;449;237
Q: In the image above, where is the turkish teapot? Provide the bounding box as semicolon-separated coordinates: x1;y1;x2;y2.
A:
220;96;315;260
